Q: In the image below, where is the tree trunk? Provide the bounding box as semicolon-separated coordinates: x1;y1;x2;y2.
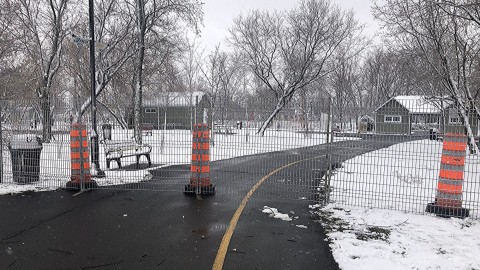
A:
40;94;52;142
133;0;146;145
459;107;480;155
258;99;288;136
133;76;142;144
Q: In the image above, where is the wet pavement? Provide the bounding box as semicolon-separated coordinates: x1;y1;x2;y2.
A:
0;138;400;269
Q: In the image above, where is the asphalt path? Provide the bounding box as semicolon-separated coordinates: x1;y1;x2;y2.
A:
0;135;412;269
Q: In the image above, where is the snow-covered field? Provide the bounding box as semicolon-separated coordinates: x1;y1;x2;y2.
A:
315;139;480;270
329;139;480;218
0;127;340;193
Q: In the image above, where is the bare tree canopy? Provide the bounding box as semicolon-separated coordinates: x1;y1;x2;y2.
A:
130;0;203;143
6;0;70;142
229;0;363;135
374;0;480;154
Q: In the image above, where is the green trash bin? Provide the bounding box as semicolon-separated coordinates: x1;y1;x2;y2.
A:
8;134;43;184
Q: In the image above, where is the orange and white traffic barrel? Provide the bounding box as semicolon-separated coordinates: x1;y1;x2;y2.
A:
185;123;215;195
426;133;469;217
66;123;97;189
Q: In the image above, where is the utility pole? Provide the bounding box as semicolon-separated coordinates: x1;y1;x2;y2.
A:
89;0;105;178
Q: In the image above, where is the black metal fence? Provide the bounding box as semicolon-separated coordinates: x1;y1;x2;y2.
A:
1;96;479;218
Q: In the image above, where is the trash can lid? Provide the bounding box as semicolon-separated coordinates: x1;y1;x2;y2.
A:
9;134;42;149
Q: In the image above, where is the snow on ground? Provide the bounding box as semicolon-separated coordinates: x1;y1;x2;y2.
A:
262;206;293;221
314;139;480;270
315;204;480;270
0;127;355;194
329;139;480;218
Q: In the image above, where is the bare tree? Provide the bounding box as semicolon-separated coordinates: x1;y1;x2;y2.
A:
69;0;136;124
0;2;16;68
374;0;480;154
229;0;362;135
0;1;21;100
180;37;203;95
330;53;360;131
130;0;203;144
201;44;222;127
178;37;204;131
8;0;70;142
436;0;480;27
217;51;243;125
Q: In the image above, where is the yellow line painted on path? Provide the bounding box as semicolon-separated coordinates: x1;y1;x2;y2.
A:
212;155;326;270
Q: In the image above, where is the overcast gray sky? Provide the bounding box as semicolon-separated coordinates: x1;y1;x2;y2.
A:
197;0;380;51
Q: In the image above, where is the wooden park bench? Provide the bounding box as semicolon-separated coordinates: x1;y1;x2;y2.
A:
214;124;234;134
103;139;152;169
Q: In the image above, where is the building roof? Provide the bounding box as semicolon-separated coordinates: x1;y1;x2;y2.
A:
144;91;207;107
375;95;449;114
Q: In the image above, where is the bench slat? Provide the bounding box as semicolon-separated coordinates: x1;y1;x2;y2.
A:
102;139;152;169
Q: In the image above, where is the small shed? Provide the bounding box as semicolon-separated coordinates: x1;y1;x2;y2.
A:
129;91;211;129
374;96;444;135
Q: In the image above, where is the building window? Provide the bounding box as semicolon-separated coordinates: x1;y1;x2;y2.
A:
384;115;402;123
145;108;157;114
449;116;460;125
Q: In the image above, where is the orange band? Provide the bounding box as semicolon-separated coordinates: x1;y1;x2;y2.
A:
192;142;210;150
192;154;210;162
441;156;465;166
437;182;462;194
439;170;464;180
191;165;210;173
443;141;467;152
71;162;91;170
71;141;89;148
70;129;87;137
71;152;89;159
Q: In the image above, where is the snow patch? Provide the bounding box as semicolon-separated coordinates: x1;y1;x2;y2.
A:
318;205;480;270
262;206;292;221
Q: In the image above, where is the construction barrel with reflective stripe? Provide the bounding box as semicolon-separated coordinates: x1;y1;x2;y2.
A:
66;123;98;189
426;133;469;218
185;123;215;195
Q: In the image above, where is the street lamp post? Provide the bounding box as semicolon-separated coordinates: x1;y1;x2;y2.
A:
89;0;105;178
0;101;3;184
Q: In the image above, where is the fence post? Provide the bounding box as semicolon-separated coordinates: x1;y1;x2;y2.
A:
325;97;334;205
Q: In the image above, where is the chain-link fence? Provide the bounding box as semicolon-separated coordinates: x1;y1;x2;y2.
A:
1;95;479;218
